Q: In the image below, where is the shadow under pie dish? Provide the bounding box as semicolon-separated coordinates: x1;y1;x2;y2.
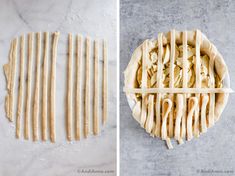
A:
124;29;232;149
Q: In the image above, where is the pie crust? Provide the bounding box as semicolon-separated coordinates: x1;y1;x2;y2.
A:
124;29;231;148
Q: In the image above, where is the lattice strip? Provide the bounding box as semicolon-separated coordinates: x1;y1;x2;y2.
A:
181;31;188;139
123;87;233;94
194;30;201;138
140;40;148;127
168;30;175;138
154;33;163;137
208;50;215;127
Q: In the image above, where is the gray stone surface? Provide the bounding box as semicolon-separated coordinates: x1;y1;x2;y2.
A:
120;0;235;175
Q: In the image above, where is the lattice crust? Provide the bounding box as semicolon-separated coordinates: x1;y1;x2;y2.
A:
124;30;230;149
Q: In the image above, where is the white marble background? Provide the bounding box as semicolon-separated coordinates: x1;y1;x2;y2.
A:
0;0;117;175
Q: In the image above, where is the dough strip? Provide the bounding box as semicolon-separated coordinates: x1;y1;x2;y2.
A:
161;99;172;140
168;30;175;138
8;38;18;122
208;51;215;126
194;30;201;138
123;87;233;94
145;95;154;133
102;40;108;125
25;33;33;140
75;35;82;140
182;31;188;89
181;31;188;139
201;94;209;133
32;32;41;141
50;32;60;142
187;97;198;141
174;94;183;141
154;33;163;137
84;37;91;138
42;32;49;141
93;40;99;135
140;40;148;127
166;137;173;149
67;33;73;141
16;35;25;138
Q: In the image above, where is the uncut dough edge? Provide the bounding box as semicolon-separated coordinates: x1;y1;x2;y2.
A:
3;41;13;120
4;38;18;122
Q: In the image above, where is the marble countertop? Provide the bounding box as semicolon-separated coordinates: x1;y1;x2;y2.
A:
120;0;235;176
0;0;116;175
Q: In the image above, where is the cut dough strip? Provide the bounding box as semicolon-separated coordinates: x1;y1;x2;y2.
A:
32;32;41;141
194;30;201;138
201;94;209;133
16;35;25;138
42;32;49;141
9;38;18;122
93;40;99;135
195;30;202;88
123;87;233;94
84;37;91;138
182;31;188;88
67;33;73;141
181;31;188;139
154;33;163;137
187;97;198;141
166;137;173;149
161;99;172;140
75;35;82;140
174;94;183;141
25;33;33;140
102;40;108;125
208;51;215;127
50;32;60;142
140;40;148;127
168;30;175;138
145;95;154;133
